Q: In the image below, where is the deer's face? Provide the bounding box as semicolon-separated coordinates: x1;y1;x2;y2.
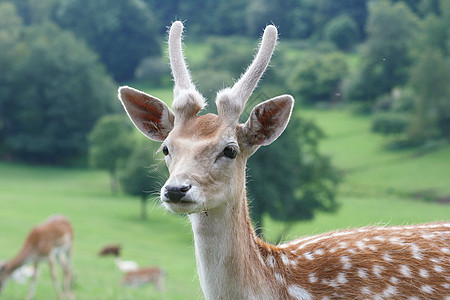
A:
159;114;245;213
118;22;293;215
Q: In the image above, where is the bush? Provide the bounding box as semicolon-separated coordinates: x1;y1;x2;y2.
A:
371;112;410;135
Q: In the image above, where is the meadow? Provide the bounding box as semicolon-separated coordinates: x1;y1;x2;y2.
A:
1;103;449;299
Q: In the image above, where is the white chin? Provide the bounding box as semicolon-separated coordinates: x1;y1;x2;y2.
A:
162;200;203;214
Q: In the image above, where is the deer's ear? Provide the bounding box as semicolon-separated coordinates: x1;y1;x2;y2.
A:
118;86;175;142
240;95;294;151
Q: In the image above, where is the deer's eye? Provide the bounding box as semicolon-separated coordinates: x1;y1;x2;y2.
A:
162;146;169;156
223;146;237;159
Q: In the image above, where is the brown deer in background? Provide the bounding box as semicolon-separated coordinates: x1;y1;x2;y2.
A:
0;215;74;300
118;21;450;300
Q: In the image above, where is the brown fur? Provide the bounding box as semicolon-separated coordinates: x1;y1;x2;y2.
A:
98;245;121;257
0;215;74;299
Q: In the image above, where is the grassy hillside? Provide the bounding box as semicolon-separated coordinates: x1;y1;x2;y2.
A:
0;163;201;300
0;107;448;299
263;108;450;241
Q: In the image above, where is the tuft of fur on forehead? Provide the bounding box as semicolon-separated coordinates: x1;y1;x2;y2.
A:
173;113;223;139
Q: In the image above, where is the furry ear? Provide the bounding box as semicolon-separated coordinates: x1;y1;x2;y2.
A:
118;86;175;141
239;95;294;152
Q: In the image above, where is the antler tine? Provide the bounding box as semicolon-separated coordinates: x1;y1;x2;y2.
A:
232;25;277;100
168;21;205;121
216;25;278;122
169;21;193;94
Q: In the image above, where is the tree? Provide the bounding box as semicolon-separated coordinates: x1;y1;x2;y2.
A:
119;138;166;219
88;115;134;194
407;48;450;142
0;21;117;164
344;0;419;103
247;112;340;238
56;0;160;81
324;14;360;51
288;53;348;105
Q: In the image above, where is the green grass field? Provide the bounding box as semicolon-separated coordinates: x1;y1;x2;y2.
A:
0;105;449;299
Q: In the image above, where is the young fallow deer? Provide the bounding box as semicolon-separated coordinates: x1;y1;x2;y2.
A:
118;21;450;300
0;215;74;300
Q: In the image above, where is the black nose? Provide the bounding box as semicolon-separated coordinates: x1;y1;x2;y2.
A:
164;184;192;202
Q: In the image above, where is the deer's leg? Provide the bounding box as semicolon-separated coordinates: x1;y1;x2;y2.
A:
58;251;74;299
48;255;64;300
26;261;39;300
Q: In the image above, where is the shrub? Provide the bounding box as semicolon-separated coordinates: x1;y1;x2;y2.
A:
371;112;410;135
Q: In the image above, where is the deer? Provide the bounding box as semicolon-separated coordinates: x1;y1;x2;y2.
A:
120;267;165;290
0;215;74;300
118;21;450;300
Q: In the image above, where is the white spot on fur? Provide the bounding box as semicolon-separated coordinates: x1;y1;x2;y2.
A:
361;286;372;295
287;285;313;300
304;252;314;260
422;233;436;239
314;249;324;256
280;253;290;266
410;244;423;260
329;247;338;253
356;241;366;250
338;242;348;249
340;256;352;270
383;285;398;297
274;272;285;284
374;236;385;242
358;268;368;279
434;265;444;273
373;265;383;278
382;253;393;262
419;269;429;278
442;283;450;289
421;285;434;294
408;297;420;300
390;276;399;284
308;273;317;283
442;247;450;254
400;265;412;277
368;244;378;251
321;279;339;288
336;273;347;284
389;236;405;245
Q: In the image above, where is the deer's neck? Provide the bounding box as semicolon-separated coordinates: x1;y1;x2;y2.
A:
189;193;285;300
6;246;33;275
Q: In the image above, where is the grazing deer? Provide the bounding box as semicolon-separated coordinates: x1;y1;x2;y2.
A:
118;21;450;299
121;267;165;290
0;215;74;300
98;244;121;257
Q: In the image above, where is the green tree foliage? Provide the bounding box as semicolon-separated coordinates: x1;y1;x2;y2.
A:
371;1;450;144
344;1;419;103
324;14;360;51
0;15;117;164
407;49;450;142
56;0;160;81
119;138;166;219
88;115;134;194
247;113;340;238
288;53;348;104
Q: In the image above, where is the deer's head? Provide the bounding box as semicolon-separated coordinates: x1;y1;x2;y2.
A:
119;22;293;214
